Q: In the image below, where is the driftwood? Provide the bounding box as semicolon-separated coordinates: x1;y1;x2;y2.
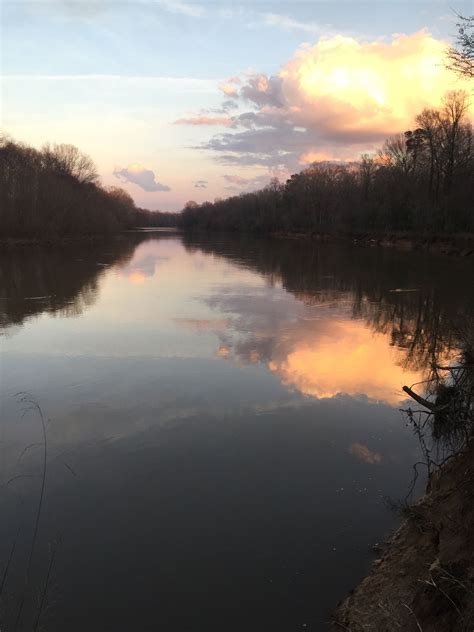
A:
403;385;439;412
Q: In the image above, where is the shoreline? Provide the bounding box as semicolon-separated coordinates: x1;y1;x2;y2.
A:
2;230;474;258
332;440;474;631
0;228;182;248
272;231;474;258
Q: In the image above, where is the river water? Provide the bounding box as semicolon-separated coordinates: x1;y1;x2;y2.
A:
1;230;473;631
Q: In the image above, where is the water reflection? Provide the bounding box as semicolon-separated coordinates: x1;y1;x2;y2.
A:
0;233;154;330
1;232;473;632
184;233;473;384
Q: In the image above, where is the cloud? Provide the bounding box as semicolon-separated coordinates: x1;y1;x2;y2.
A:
194;180;208;188
222;174;251;186
199;31;472;169
219;77;241;97
113;163;170;192
222;100;238;112
349;443;382;465
174;318;229;331
216;345;231;359
208;287;422;405
239;73;283;108
222;173;274;192
174;116;233;126
35;0;205;19
262;13;324;35
299;150;337;165
154;0;205;17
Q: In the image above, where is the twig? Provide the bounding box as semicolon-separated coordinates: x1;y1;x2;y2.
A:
32;539;59;632
402;602;423;632
13;394;48;632
0;528;21;596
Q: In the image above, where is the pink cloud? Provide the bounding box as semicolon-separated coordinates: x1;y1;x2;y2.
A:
174;116;233;126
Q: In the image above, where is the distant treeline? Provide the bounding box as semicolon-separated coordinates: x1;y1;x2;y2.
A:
134;208;180;228
179;91;474;235
0;134;179;239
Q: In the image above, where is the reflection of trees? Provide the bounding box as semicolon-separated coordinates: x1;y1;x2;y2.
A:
182;233;474;371
0;233;153;330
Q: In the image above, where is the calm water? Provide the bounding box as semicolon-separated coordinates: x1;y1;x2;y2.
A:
1;231;473;631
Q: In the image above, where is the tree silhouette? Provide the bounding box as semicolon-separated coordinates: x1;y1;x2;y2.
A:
447;14;474;79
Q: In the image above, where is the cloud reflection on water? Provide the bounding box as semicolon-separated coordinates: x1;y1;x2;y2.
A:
202;286;421;405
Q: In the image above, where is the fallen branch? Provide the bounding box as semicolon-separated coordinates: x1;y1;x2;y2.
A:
403;386;437;411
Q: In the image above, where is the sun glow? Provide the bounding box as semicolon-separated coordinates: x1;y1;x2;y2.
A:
127;163;145;174
299;63;387;107
280;32;472;138
128;271;146;284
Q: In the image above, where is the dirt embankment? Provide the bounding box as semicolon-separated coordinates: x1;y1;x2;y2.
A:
333;441;474;632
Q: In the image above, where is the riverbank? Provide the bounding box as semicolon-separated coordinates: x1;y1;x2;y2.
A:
0;228;180;248
333;439;474;631
0;235;129;248
272;231;474;258
2;230;474;259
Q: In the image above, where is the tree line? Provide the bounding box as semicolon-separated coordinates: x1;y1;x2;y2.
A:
179;91;473;235
182;231;474;372
0;134;178;239
1;90;472;240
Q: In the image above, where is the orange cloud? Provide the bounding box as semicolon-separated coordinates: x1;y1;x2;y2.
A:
216;345;231;358
219;77;241;97
267;320;421;405
299;150;335;165
349;443;382;465
128;271;146;285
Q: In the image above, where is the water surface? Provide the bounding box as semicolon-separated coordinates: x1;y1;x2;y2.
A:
1;232;472;631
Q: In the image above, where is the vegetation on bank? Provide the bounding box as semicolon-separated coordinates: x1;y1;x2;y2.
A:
0;134;179;239
179;91;473;236
334;334;474;631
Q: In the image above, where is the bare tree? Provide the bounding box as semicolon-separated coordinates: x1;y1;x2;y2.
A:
447;14;474;79
437;91;471;196
415;108;442;200
42;143;98;184
358;154;377;203
378;134;415;176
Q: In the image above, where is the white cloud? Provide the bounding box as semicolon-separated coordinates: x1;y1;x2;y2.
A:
262;13;324;35
113;164;170;192
153;0;205;18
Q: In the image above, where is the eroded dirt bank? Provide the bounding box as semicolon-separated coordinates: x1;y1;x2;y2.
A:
333;440;474;631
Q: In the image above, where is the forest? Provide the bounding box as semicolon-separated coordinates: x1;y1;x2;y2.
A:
179;91;474;236
0;134;179;239
1;91;472;240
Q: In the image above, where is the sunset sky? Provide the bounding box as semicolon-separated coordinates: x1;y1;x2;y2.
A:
2;0;472;211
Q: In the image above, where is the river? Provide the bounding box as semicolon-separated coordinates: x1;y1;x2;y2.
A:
1;230;473;631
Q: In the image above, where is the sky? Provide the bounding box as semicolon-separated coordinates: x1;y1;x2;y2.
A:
1;0;472;211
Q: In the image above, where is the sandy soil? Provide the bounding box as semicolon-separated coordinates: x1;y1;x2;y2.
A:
333;441;474;631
